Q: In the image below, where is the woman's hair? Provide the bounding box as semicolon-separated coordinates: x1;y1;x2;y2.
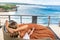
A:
8;20;17;29
8;20;19;37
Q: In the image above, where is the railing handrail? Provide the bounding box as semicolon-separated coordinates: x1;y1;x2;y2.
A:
0;15;60;17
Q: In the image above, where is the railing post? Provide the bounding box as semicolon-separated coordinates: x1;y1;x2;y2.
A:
20;16;22;24
32;16;37;24
48;16;50;27
8;15;10;21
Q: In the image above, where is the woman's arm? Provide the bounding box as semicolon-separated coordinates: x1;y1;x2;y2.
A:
5;20;15;33
28;27;35;36
5;20;9;30
15;25;28;32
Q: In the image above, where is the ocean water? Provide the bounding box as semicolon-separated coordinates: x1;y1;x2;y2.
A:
12;5;60;24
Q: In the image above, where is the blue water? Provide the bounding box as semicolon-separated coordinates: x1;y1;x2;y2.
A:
13;5;60;24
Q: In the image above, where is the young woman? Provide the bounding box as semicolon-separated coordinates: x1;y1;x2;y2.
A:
5;20;56;40
5;20;30;39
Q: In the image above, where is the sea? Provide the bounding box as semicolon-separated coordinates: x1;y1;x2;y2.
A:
13;5;60;25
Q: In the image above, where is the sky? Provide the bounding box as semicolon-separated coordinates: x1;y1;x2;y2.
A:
0;0;60;5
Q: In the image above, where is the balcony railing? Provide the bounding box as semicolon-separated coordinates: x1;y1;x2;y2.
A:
0;15;60;27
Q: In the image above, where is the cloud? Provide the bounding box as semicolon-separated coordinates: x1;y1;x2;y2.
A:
0;0;60;5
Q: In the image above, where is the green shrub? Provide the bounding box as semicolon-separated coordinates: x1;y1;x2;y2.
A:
0;4;16;11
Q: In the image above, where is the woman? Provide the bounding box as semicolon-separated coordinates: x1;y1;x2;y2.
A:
5;20;30;39
5;20;56;40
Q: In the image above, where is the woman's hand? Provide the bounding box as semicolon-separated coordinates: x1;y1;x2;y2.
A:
5;20;9;27
28;27;35;36
8;28;15;34
14;25;28;32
